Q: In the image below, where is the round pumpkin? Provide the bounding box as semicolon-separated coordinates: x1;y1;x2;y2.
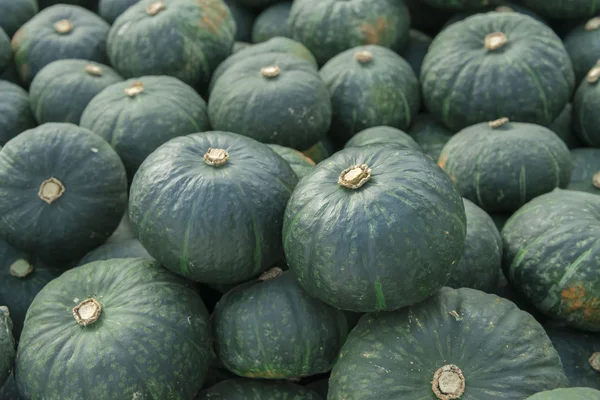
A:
213;268;348;379
77;239;153;266
224;0;256;42
233;41;251;52
0;81;36;146
0;123;128;263
11;4;110;87
268;144;315;179
107;0;235;90
197;379;323;400
569;148;600;195
564;17;600;85
442;3;546;28
0;0;37;38
408;113;455;161
549;103;582;149
401;29;432;78
283;145;466;312
344;126;421;151
502;189;600;332
521;0;600;19
29;59;123;125
494;271;547;323
97;0;139;24
526;388;600;399
209;53;331;150
320;45;420;146
421;12;575;132
573;65;600;147
438;118;572;213
328;287;569;399
15;258;213;399
423;0;491;10
288;0;410;66
129;131;298;284
0;307;14;387
252;2;292;43
80;76;210;180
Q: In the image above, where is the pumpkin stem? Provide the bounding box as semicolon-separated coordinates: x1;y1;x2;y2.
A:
261;66;280;78
587;66;600;83
589;352;600;372
204;148;229;167
259;267;283;281
431;364;465;400
146;1;166;15
85;64;103;76
124;81;144;97
39;177;65;204
586;17;600;31
484;32;507;51
593;172;600;189
53;19;73;34
495;6;514;12
354;50;373;64
10;259;33;278
488;117;509;128
73;298;102;326
338;164;372;190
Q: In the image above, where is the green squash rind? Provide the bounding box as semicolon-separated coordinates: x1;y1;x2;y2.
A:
77;239;153;267
526;387;600;399
573;71;600;147
0;0;38;37
548;103;582;149
407;113;455;161
442;3;546;28
569;148;600;195
521;0;600;19
344;126;421;151
252;1;292;43
0;28;10;74
197;378;323;399
0;307;15;387
564;19;600;85
268;144;315;179
0;80;36;146
98;0;139;24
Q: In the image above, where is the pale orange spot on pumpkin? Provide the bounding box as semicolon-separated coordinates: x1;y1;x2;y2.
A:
198;0;229;33
561;284;600;322
360;17;388;45
438;153;448;170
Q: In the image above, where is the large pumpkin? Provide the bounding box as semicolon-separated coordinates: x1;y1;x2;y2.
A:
0;81;36;146
129;131;298;284
77;239;153;266
421;12;575;132
252;2;292;43
15;259;213;399
573;65;600;147
521;0;600;19
526;388;600;399
408;113;455;161
283;145;466;312
564;17;600;85
267;144;315;179
0;123;127;263
0;0;37;37
0;307;14;387
343;126;421;151
97;0;139;24
197;379;323;400
569;148;600;195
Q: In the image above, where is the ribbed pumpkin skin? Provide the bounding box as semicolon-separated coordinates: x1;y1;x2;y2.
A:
29;59;123;125
80;76;210;180
209;54;331;150
98;0;139;24
408;113;454;161
283;145;466;312
268;144;315;179
289;0;410;66
329;287;569;399
78;239;153;266
421;12;575;132
129;131;298;284
569;148;600;195
0;307;15;387
549;103;582;149
423;0;491;10
0;81;36;146
224;0;255;42
526;388;600;399
502;189;600;332
252;2;292;43
0;0;37;37
564;20;600;85
521;0;600;19
320;45;420;146
401;29;432;77
0;123;128;263
573;71;600;147
344;126;421;151
213;271;348;379
197;379;323;400
108;0;235;89
15;259;213;400
11;5;110;86
438;121;572;213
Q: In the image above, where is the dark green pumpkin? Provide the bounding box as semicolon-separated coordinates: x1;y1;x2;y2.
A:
438;119;572;213
526;388;600;399
197;379;323;399
573;65;600;147
97;0;139;24
344;126;421;151
29;59;123;125
521;0;600;19
0;123;128;264
77;239;153;266
107;0;235;90
549;103;582;149
268;144;315;179
401;29;432;78
407;113;455;161
80;76;210;180
15;259;213;399
442;3;546;28
303;139;334;164
11;4;110;87
289;0;410;66
0;81;36;146
320;45;420;146
423;0;492;10
328;287;568;399
209;53;331;150
224;0;256;42
0;307;15;387
129;131;298;284
0;29;10;75
421;12;575;132
569;148;600;194
0;373;20;400
213;268;348;379
0;0;37;37
564;18;600;85
283;145;466;312
252;2;292;43
502;189;600;332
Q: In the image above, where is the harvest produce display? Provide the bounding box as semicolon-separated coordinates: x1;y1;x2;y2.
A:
0;0;599;399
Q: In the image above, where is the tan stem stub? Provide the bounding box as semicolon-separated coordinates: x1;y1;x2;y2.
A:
124;81;144;97
432;365;466;400
204;148;229;167
354;50;373;64
589;352;600;372
593;172;600;189
338;164;372;189
588;66;600;83
586;17;600;31
53;19;73;34
484;32;508;50
10;259;33;278
261;65;280;78
146;1;166;15
39;177;65;204
259;267;283;281
85;64;103;76
73;298;102;326
488;117;509;128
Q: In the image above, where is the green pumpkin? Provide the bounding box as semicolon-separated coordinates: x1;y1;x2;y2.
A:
129;131;298;284
303;139;334;164
224;0;256;42
29;60;123;125
252;2;292;43
80;76;210;180
15;259;213;399
502;189;600;332
0;81;36;145
283;145;466;312
0;307;15;387
233;41;251;52
11;5;110;87
268;144;315;179
0;0;37;37
197;379;323;399
549;103;582;149
401;29;432;78
423;0;492;10
527;388;600;399
494;271;547;324
0;373;19;400
438;118;572;213
209;53;331;150
344;126;421;151
289;0;410;66
320;45;420;146
78;239;153;267
442;3;546;28
0;29;10;75
213;268;348;379
0;123;127;264
97;0;139;24
564;18;600;85
573;65;600;147
107;0;235;90
521;0;600;19
328;287;568;399
421;12;575;132
105;207;136;244
407;113;455;161
569;148;600;194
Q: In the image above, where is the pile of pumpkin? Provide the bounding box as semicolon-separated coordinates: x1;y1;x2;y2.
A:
0;0;600;398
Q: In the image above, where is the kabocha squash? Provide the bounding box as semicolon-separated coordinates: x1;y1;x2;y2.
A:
549;103;582;149
303;139;334;164
213;268;348;379
80;76;210;180
0;81;36;146
502;189;600;332
408;113;454;161
98;0;139;24
224;0;256;42
129;131;298;284
107;0;235;90
0;307;14;387
329;287;568;399
320;45;420;146
77;239;153;266
15;259;213;400
0;0;37;37
344;126;421;151
288;0;410;66
0;123;127;263
268;144;315;179
283;145;466;312
527;388;600;399
564;18;600;85
0;29;10;75
197;379;323;399
521;0;600;19
495;271;547;324
401;29;432;77
209;53;331;150
252;2;292;43
11;5;110;87
29;60;123;124
438;118;572;213
421;12;575;132
569;148;600;194
573;65;600;147
423;0;492;10
442;3;546;28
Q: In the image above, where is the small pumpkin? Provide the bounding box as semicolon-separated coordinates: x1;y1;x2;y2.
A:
526;388;600;399
77;239;153;266
564;17;600;85
0;81;36;146
401;29;432;78
344;126;421;151
407;113;455;161
573;64;600;147
252;2;292;43
569;148;600;194
97;0;139;24
0;0;37;37
197;379;323;399
0;307;15;387
224;0;256;42
268;144;315;179
549;103;582;149
521;0;600;19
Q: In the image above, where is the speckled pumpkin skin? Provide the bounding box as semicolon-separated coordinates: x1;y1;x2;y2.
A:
344;126;421;151
526;387;600;399
0;0;37;37
0;307;15;387
569;148;600;195
521;0;600;19
573;70;600;147
0;81;36;145
408;113;455;161
328;287;568;399
196;379;323;399
268;144;315;179
502;189;600;332
252;2;292;43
